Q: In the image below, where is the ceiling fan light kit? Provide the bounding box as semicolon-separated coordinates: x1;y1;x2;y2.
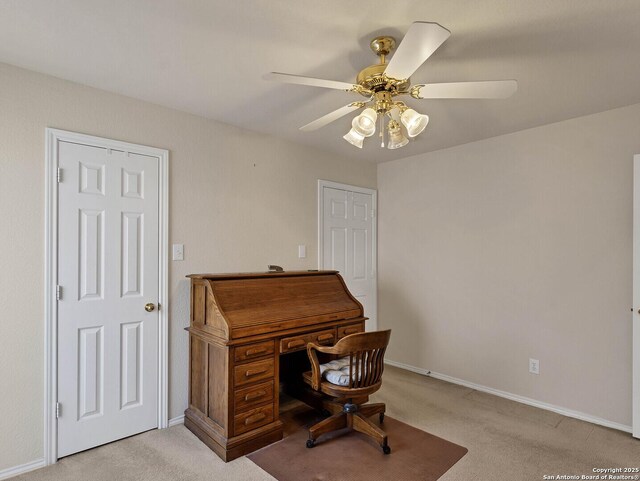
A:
400;108;429;137
265;22;517;151
352;108;378;137
343;128;365;148
387;120;409;150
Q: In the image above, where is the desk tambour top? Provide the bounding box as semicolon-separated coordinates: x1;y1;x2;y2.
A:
185;270;367;461
187;271;364;343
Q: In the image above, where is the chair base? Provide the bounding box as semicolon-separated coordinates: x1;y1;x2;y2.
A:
306;401;390;454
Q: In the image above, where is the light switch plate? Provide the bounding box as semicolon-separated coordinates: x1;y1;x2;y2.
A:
298;245;307;259
172;243;184;261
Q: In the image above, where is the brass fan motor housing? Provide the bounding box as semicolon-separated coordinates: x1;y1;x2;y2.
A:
356;64;410;93
356;63;388;89
356;35;410;93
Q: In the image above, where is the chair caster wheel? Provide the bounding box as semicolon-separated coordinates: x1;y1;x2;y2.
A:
306;439;316;449
379;413;385;423
382;444;391;455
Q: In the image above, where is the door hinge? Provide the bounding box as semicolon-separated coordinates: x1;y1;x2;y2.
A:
56;402;61;419
56;285;62;301
56;167;63;183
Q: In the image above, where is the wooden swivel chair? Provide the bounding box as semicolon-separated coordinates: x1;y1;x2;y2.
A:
302;330;392;454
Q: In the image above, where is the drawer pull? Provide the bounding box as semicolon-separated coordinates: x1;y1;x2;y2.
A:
245;368;267;377
244;412;267;425
244;390;266;402
317;333;334;342
245;347;267;357
287;339;306;349
344;328;360;335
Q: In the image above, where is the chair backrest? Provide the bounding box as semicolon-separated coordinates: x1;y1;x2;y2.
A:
333;330;391;389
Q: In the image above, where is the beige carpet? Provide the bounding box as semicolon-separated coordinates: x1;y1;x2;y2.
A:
11;365;640;481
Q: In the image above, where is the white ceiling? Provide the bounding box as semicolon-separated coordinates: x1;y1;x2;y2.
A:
1;0;640;163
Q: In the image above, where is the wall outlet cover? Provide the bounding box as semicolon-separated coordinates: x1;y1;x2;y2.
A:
529;358;540;375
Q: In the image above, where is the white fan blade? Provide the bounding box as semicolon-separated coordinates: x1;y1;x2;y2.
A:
384;22;451;80
300;103;364;132
411;80;518;99
264;72;357;91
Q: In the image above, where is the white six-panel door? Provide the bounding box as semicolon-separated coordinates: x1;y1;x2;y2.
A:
57;140;160;457
320;182;377;331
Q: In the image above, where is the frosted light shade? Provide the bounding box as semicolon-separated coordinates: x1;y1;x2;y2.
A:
387;125;409;149
400;109;429;137
343;128;365;148
352;108;377;137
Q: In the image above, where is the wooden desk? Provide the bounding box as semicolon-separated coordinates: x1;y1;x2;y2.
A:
184;271;366;461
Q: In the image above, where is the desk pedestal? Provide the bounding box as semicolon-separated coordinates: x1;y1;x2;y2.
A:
184;408;283;462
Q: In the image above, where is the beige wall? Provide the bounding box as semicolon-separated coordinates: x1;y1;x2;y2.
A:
0;62;376;470
378;103;640;426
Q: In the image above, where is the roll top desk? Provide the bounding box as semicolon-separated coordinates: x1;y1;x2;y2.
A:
184;271;366;461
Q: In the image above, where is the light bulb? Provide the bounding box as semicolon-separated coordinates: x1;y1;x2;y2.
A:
351;108;377;137
343;128;365;148
400;109;429;137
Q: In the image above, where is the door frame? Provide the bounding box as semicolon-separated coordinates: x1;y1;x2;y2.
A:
317;180;377;331
634;154;640;439
44;128;169;464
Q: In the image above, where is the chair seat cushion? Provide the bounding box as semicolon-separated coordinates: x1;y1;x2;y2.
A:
319;356;354;386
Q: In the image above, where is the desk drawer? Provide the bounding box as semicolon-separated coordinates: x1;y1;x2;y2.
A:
338;322;364;339
234;380;274;413
234;358;275;387
234;404;274;436
234;340;275;363
280;328;336;354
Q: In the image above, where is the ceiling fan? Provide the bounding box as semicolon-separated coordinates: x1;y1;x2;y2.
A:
265;22;517;150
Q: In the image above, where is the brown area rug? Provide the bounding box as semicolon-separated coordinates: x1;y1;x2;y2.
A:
248;415;468;481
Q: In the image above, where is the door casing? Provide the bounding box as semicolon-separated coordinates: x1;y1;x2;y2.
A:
44;128;169;464
633;154;640;439
318;179;377;331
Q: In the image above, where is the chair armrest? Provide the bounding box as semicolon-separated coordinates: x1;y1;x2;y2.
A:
306;342;326;391
309;343;342;355
307;338;355;390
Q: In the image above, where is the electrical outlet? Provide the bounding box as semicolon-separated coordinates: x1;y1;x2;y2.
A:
529;358;540;375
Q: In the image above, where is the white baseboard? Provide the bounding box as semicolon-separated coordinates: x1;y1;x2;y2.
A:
168;415;185;427
0;458;45;481
384;359;633;434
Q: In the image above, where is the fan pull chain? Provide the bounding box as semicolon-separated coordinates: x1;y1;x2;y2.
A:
379;115;385;148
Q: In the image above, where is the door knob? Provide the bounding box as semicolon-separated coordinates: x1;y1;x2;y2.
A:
145;303;156;312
